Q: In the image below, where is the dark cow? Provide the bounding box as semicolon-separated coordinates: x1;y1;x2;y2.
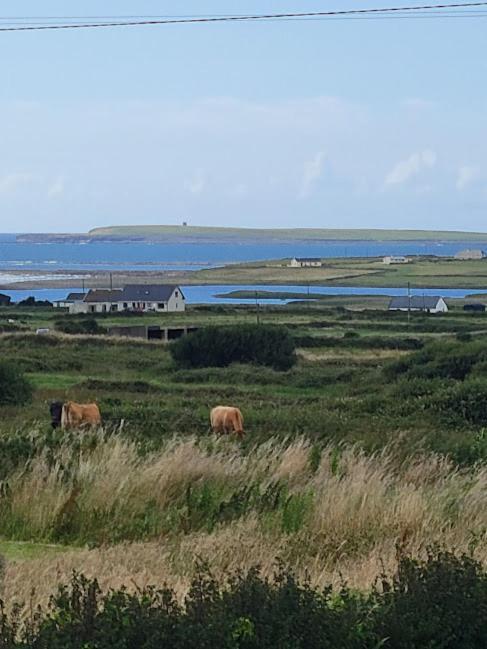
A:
50;401;64;429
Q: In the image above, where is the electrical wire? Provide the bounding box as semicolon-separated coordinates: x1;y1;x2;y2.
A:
0;2;486;32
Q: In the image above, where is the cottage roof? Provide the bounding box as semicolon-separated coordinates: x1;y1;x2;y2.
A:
66;292;86;302
121;284;182;302
294;257;321;262
389;296;444;309
0;293;11;302
83;285;183;303
84;289;123;303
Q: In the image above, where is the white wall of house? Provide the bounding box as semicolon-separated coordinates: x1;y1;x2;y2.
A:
389;299;448;314
383;256;409;265
69;288;185;314
289;258;322;268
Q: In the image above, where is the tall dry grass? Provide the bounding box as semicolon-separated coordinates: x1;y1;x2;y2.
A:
1;433;486;611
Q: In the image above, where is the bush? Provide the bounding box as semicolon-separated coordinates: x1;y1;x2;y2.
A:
16;296;53;307
0;550;484;648
430;379;487;426
0;363;32;406
170;325;296;371
55;318;106;335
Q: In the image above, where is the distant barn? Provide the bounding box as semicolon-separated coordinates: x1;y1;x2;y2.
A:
383;255;409;265
454;249;486;260
388;296;448;314
288;257;322;268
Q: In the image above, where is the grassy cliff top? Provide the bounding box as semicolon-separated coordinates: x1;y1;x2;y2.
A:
88;225;487;242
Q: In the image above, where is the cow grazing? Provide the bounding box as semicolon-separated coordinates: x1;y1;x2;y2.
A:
210;406;244;439
50;400;101;430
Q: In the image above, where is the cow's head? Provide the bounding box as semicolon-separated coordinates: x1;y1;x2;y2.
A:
49;401;64;429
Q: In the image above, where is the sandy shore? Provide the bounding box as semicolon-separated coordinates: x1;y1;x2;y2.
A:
0;269;196;290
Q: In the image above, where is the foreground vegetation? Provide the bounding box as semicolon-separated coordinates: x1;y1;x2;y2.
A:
1;550;486;648
0;302;486;640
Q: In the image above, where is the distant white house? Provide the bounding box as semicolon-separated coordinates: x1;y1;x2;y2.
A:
383;255;409;265
288;257;322;268
388;296;448;314
53;292;86;309
62;285;185;314
454;249;486;260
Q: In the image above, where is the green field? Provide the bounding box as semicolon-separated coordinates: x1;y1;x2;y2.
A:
184;256;487;289
0;302;486;627
87;224;487;242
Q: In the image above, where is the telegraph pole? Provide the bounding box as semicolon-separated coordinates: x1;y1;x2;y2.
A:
407;282;411;326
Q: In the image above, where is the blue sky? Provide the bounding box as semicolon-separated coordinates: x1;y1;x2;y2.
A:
0;1;486;232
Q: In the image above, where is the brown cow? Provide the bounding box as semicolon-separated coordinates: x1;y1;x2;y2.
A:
210;406;244;439
61;401;102;430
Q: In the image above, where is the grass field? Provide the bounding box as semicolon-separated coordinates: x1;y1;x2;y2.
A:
87;225;487;242
0;302;486;618
6;254;487;291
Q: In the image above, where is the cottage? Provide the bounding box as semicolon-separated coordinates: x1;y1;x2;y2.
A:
0;293;11;306
53;292;86;309
454;249;486;260
288;257;322;268
388;296;448;314
66;284;185;314
383;255;409;265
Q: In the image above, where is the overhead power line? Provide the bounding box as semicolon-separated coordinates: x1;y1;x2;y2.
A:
0;2;487;32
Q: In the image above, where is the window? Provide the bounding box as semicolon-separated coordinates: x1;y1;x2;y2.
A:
110;304;118;312
175;290;179;297
102;304;107;312
158;303;165;309
123;303;128;309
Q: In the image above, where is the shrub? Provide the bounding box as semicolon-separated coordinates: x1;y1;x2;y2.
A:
0;363;32;406
55;318;106;335
170;325;296;371
430;379;487;426
16;296;52;307
0;550;484;648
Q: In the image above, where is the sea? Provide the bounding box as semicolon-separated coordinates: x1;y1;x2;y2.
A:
1;234;486;304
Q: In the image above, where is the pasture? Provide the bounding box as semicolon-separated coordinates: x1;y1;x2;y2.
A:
0;301;486;624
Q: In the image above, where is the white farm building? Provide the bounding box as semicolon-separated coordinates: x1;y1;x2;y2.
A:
65;285;185;314
383;255;409;265
454;249;486;260
289;257;322;268
388;296;448;314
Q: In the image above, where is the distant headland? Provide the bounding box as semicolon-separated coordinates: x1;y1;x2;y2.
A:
15;225;487;244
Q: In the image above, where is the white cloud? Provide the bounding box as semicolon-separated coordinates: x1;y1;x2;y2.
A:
456;165;479;191
385;150;437;186
47;177;64;198
0;173;34;195
299;151;325;198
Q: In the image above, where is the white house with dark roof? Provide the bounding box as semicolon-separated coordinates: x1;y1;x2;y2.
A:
288;257;322;268
388;295;448;314
53;292;86;309
65;285;185;314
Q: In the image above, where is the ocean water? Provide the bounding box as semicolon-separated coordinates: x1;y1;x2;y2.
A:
3;285;486;305
0;234;485;272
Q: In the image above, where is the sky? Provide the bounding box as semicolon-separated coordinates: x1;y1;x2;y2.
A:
0;0;486;233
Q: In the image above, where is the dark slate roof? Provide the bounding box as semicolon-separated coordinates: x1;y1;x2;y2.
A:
66;292;86;301
121;285;182;302
294;257;321;262
0;293;11;302
84;289;123;303
389;296;445;309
